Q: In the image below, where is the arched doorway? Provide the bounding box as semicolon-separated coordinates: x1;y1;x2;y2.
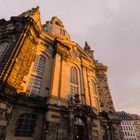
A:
74;117;88;140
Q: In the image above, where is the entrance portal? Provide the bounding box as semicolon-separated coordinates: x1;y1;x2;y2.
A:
74;117;88;140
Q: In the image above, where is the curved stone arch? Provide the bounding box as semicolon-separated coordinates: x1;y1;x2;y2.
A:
73;109;88;121
71;106;94;140
73;105;96;120
90;76;98;84
70;61;81;73
89;76;98;94
35;51;51;72
33;54;46;74
40;51;51;63
39;52;51;75
90;78;97;87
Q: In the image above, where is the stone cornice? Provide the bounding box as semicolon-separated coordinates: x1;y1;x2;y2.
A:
0;84;47;111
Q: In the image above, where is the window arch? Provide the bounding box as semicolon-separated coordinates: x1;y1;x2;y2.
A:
33;55;46;74
15;113;36;137
27;75;42;95
70;66;78;94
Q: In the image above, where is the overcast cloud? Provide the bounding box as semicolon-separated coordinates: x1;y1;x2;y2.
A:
0;0;140;115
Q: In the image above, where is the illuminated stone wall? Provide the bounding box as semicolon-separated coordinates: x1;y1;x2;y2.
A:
0;7;42;91
95;61;115;113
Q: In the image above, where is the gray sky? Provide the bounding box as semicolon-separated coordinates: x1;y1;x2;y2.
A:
0;0;140;115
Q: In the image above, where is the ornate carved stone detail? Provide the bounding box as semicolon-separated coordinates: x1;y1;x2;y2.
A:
68;105;96;140
5;23;15;31
68;93;80;107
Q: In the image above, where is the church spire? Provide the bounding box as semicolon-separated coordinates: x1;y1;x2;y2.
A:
84;41;94;59
84;41;91;52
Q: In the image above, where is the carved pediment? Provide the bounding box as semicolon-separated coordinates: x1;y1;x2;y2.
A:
70;51;79;59
52;38;94;65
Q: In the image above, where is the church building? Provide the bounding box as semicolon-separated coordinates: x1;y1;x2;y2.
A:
0;7;124;140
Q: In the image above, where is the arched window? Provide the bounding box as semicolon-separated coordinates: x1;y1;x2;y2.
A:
92;80;97;95
27;75;42;95
70;67;78;94
70;67;78;84
0;42;9;61
15;113;36;137
33;55;46;74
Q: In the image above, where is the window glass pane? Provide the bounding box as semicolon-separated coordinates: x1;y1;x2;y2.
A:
70;67;78;95
27;75;42;95
33;55;46;74
70;67;78;85
14;114;36;137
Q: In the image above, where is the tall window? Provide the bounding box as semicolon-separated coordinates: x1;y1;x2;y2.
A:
70;67;78;84
15;113;36;137
92;80;97;95
33;55;46;74
70;67;78;94
27;75;42;95
0;42;9;60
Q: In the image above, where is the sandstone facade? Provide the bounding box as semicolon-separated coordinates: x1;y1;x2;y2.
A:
0;7;124;140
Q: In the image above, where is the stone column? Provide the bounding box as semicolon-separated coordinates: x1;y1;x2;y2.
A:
69;110;74;140
87;117;93;140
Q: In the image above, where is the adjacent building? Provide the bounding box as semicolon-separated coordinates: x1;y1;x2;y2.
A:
132;114;140;140
117;111;140;140
0;7;123;140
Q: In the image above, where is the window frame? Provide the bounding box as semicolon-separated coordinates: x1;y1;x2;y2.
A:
27;75;42;95
70;66;78;95
14;113;36;137
32;55;46;75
